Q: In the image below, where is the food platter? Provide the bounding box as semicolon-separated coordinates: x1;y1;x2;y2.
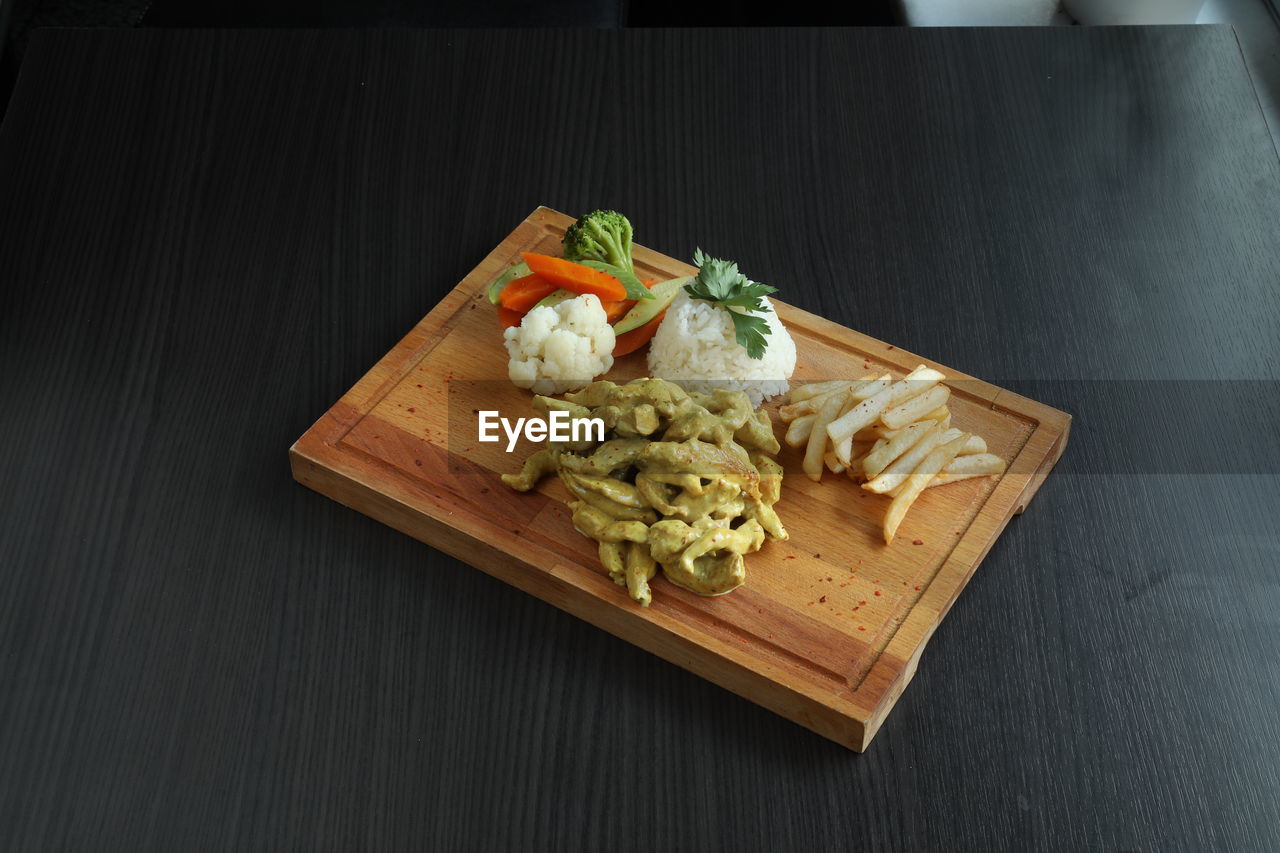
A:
289;206;1070;751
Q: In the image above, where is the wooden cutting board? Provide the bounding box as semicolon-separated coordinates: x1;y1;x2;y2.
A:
290;207;1070;751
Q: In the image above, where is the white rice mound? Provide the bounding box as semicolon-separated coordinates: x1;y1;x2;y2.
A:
647;290;796;408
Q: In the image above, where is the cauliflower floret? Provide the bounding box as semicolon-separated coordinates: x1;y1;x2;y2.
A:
503;294;615;395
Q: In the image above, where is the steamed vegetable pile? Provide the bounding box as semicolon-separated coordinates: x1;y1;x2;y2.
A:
488;210;686;359
490;209;796;405
503;294;618;395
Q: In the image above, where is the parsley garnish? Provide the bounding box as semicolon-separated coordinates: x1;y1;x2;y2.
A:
684;248;778;359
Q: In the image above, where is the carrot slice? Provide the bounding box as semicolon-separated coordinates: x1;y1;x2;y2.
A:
601;299;635;325
499;274;558;312
521;252;626;302
496;307;525;328
612;311;666;357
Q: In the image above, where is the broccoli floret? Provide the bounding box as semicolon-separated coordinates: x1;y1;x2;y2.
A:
563;210;634;273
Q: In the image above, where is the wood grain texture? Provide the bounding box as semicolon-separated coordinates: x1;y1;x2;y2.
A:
1;26;1279;852
291;206;1070;751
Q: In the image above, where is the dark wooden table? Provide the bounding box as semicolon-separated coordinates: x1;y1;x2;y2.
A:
2;27;1278;851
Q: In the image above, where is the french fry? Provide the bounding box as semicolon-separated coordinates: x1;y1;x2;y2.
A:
862;418;936;479
883;434;991;496
834;393;859;424
789;377;872;404
874;411;947;441
782;375;883;420
780;388;845;421
787;380;849;403
827;366;939;461
794;364;1004;545
824;376;897;465
927;453;1006;487
881;384;950;430
883;433;970;544
848;376;893;403
784;414;816;448
908;365;946;383
884;366;945;412
887;365;945;407
804;390;847;481
863;425;961;494
945;452;1002;474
